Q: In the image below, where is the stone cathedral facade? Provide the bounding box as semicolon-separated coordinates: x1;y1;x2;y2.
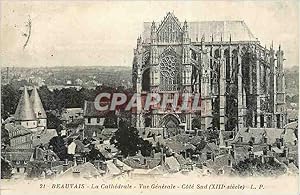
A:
132;12;287;132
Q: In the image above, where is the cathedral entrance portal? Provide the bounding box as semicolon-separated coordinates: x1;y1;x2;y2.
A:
160;114;181;137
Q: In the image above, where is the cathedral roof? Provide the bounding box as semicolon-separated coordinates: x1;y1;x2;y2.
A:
14;86;36;121
30;87;47;119
142;20;256;43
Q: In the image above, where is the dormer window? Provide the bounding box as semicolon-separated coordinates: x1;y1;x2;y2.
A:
263;137;268;144
239;137;243;142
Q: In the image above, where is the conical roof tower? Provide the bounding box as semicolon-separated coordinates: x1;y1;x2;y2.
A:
30;87;47;119
14;86;36;121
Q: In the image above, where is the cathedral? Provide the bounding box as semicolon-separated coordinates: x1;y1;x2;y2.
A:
132;12;287;133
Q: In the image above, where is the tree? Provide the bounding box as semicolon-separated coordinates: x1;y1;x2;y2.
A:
1;84;20;119
1;127;10;147
192;117;202;129
110;119;153;157
110;119;140;157
49;136;67;160
195;139;207;153
26;161;47;178
1;157;12;179
233;158;286;176
140;139;152;157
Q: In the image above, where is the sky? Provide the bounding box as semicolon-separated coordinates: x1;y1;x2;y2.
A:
0;0;299;68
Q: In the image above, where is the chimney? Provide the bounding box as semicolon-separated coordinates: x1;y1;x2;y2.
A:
63;159;69;172
283;147;289;158
268;144;272;151
137;150;142;156
280;138;284;147
228;159;232;167
249;152;254;161
117;155;123;162
225;141;228;147
100;161;108;173
113;158;117;165
231;150;235;159
263;147;268;156
151;149;155;158
73;156;77;167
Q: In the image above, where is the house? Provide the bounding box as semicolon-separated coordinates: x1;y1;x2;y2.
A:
61;108;84;125
105;158;133;177
83;101;116;138
232;127;285;145
1;148;34;175
14;86;47;131
4;123;32;149
59;162;105;179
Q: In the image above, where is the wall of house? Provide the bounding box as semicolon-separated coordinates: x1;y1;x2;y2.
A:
17;120;38;129
84;117;105;126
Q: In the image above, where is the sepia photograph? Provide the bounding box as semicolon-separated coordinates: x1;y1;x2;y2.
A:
0;1;299;195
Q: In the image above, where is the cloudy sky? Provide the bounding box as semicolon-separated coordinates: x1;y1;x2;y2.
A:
0;1;299;67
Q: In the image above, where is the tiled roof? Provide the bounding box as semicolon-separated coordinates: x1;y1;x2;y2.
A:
83;101;114;117
61;108;83;121
233;128;285;145
143;17;256;43
5;123;32;138
123;156;161;169
2;149;34;161
60;162;105;178
281;128;297;145
147;165;167;175
106;159;133;175
165;156;180;172
30;87;47;119
32;129;57;147
205;154;233;174
14;86;36;121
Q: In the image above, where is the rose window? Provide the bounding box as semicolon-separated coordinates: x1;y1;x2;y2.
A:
160;55;177;77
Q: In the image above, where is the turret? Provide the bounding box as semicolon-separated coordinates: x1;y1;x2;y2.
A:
30;87;47;129
14;86;37;130
150;21;157;44
183;20;189;43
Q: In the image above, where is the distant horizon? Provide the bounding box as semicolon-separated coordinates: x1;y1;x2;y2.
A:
1;64;299;70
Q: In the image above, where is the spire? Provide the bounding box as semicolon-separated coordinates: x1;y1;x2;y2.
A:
30;87;47;119
14;86;36;121
229;34;232;43
279;44;281;51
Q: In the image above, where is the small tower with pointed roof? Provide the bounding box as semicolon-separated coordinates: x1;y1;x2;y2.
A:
30;87;47;130
14;86;38;130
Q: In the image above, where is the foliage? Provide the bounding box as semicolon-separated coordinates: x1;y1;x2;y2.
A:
1;84;21;119
110;119;153;157
233;158;286;176
26;161;48;178
1;127;10;146
195;139;207;152
49;136;68;160
86;145;105;161
1;158;12;179
192;117;202;129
